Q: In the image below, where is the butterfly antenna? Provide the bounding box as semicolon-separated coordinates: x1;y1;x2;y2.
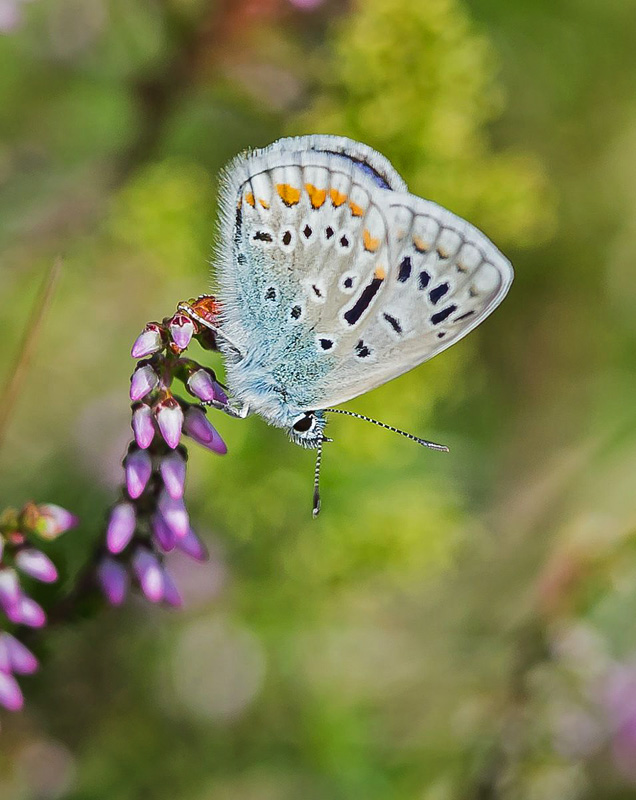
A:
325;408;449;452
312;436;324;519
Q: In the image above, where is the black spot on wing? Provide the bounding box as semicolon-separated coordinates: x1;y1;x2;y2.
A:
431;304;457;325
398;256;412;283
429;282;450;305
383;313;402;334
344;276;384;325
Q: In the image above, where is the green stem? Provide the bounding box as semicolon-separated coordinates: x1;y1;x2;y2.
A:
0;258;62;452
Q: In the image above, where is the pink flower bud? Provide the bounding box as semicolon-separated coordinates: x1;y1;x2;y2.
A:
161;569;183;608
132;403;155;449
169;314;194;350
125;448;152;499
131;323;163;358
97;558;129;606
152;514;176;552
33;504;78;540
0;633;38;675
15;549;58;583
186;369;217;402
8;595;46;628
176;528;208;562
0;671;23;712
159;451;186;499
157;491;189;539
156;397;184;449
129;364;159;402
183;407;227;455
132;549;164;603
106;502;136;554
0;568;21;613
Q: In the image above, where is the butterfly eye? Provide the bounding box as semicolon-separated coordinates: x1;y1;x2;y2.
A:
292;414;313;433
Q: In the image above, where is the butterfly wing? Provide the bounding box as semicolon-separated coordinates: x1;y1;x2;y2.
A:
214;135;512;419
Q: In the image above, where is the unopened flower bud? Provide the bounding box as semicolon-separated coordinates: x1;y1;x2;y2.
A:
31;503;78;540
0;671;23;712
97;558;129;606
156;397;184;449
125;448;152;499
0;568;21;613
132;549;164;603
0;633;38;675
132;403;155;449
176;527;208;562
186;369;217;402
152;514;176;552
15;549;58;583
129;364;159;402
161;569;183;608
8;595;46;628
169;314;194;350
183;407;227;454
159;451;186;499
106;502;136;554
157;491;189;539
131;323;163;358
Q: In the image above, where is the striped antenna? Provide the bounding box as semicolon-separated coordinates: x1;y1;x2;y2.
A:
325;408;449;452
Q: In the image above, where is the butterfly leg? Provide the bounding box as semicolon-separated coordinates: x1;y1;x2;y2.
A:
202;398;250;419
177;300;245;359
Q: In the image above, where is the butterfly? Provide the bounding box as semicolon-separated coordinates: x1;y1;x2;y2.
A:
181;135;513;515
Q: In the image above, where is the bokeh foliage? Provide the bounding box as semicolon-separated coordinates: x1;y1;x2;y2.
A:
1;0;636;798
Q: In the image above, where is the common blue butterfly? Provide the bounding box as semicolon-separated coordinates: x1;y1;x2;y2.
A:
181;135;513;514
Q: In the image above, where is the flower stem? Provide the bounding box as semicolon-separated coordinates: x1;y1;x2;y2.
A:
0;257;61;452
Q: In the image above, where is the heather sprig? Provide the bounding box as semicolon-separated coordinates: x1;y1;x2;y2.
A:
99;298;227;608
0;501;77;711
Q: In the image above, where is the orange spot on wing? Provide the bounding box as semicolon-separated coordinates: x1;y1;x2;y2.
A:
413;235;430;253
305;183;327;209
374;266;386;280
259;198;270;209
329;188;347;207
349;201;365;217
363;229;381;252
276;183;301;206
245;192;255;207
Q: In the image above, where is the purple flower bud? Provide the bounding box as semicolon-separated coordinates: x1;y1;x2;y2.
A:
169;314;194;350
34;504;78;539
183;407;227;455
129;364;159;402
0;633;38;675
125;448;152;499
161;569;183;608
131;323;163;358
97;558;129;606
152;514;176;552
106;502;136;554
156;397;184;450
186;369;217;402
159;451;186;499
157;491;189;539
0;670;23;712
132;549;164;603
7;595;46;628
15;549;58;583
132;403;155;449
0;568;21;613
176;527;208;562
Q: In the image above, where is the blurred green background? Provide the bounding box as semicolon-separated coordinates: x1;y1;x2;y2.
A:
2;0;636;797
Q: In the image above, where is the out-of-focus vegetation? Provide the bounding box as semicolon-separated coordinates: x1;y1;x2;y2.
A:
2;0;636;797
